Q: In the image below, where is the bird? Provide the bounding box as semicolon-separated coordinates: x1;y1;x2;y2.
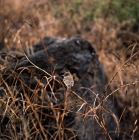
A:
62;71;74;88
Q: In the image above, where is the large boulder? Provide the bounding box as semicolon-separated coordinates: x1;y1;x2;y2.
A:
1;36;119;140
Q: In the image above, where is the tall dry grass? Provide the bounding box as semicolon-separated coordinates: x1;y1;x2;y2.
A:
0;0;139;139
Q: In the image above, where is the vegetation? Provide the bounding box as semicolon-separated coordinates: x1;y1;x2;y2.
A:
0;0;139;139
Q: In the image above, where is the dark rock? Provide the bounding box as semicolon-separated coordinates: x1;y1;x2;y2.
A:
1;36;119;140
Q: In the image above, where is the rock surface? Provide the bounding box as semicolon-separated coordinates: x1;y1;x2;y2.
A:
1;36;119;140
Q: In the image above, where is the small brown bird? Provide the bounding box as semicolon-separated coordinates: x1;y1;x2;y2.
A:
62;71;74;88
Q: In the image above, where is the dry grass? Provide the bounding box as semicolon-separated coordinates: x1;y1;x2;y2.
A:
0;0;139;139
